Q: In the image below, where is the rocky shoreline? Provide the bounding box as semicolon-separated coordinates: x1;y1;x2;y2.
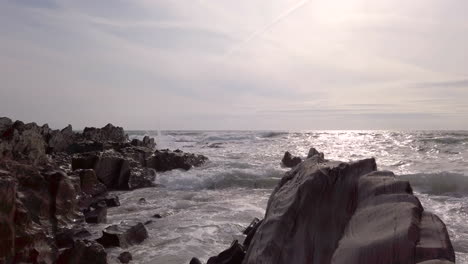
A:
0;117;456;264
0;117;207;264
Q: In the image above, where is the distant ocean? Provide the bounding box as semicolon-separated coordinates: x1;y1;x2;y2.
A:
98;131;468;263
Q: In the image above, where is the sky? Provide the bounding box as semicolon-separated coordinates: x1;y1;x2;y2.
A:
1;0;467;130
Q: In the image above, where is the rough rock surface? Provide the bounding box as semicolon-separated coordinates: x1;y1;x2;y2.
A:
240;149;455;264
96;221;148;248
83;124;127;143
57;240;107;264
145;149;208;172
281;151;302;168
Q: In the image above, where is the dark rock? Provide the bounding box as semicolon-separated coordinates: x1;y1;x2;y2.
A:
137;198;147;205
0;117;12;135
102;195;120;207
75;169;107;197
0;174;17;263
83;124;127;143
207;240;244;264
145;149;208;172
129;167;156;189
119;146;153;167
56;227;92;249
281;151;302;168
68;141;104;154
48;125;75;153
96;221;148;248
130;136;156;149
153;214;162;219
242;218;262;249
84;202;107;224
118;251;132;263
57;240;107;264
307;147;325;159
190;257;203;264
242;152;455;264
144;220;153;225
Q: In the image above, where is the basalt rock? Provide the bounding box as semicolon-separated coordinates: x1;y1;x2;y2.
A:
96;221;148;248
145;149;208;172
281;151;302;168
241;149;455;264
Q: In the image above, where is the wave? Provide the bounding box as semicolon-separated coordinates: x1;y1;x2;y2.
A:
419;137;468;145
400;172;468;196
258;131;289;138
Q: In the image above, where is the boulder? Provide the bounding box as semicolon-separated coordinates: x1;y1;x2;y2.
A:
83;124;127;143
0;117;12;135
57;240;107;264
84;202;107;224
130;136;156;149
307;147;325;159
75;169;107;197
55;227;92;249
128;167;156;189
281;151;302;168
207;240;245;264
48;125;75;153
145;149;208;172
242;151;455;264
96;221;148;248
118;251;132;263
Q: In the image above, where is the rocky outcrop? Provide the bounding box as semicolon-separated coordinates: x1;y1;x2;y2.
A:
131;136;156;149
145;149;208;172
83;124;127;143
96;221;148;248
48;125;75;153
281;151;302;168
240;149;455;264
0;172;16;264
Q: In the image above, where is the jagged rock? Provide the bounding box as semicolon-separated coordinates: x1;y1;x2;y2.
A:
0;117;12;135
130;136;156;149
48;125;75;153
129;167;156;189
100;195;120;208
72;151;131;190
96;221;148;248
242;151;455;264
207;240;245;264
119;146;153;167
190;258;203;264
145;149;208;172
118;251;132;263
137;198;147;205
281;151;302;168
57;240;107;264
307;147;325;159
242;218;262;249
83;124;127;143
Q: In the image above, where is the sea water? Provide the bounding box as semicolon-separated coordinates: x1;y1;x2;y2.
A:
102;131;468;263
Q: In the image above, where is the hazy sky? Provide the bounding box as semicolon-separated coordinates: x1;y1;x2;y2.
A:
1;0;467;130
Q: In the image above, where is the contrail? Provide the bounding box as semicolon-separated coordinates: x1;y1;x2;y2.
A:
225;0;311;56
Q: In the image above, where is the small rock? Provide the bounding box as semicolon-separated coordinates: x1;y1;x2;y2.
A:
153;214;162;219
281;151;302;168
138;198;147;205
84;202;107;224
118;251;132;263
96;221;148;248
190;258;203;264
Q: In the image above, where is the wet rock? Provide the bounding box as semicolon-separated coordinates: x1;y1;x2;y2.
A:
281;151;302;168
96;221;148;248
190;258;203;264
153;214;162;219
56;227;92;249
83;124;127;143
101;195;120;207
137;198;147;205
415;212;455;262
84;201;107;224
129;167;156;190
242;218;262;249
145;149;208;172
57;240;107;264
118;251;132;263
207;240;245;264
119;146;153;167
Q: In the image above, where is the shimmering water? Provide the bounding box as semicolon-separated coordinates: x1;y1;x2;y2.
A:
105;131;468;263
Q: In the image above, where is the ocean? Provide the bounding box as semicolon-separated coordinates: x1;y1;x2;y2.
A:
99;131;468;263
